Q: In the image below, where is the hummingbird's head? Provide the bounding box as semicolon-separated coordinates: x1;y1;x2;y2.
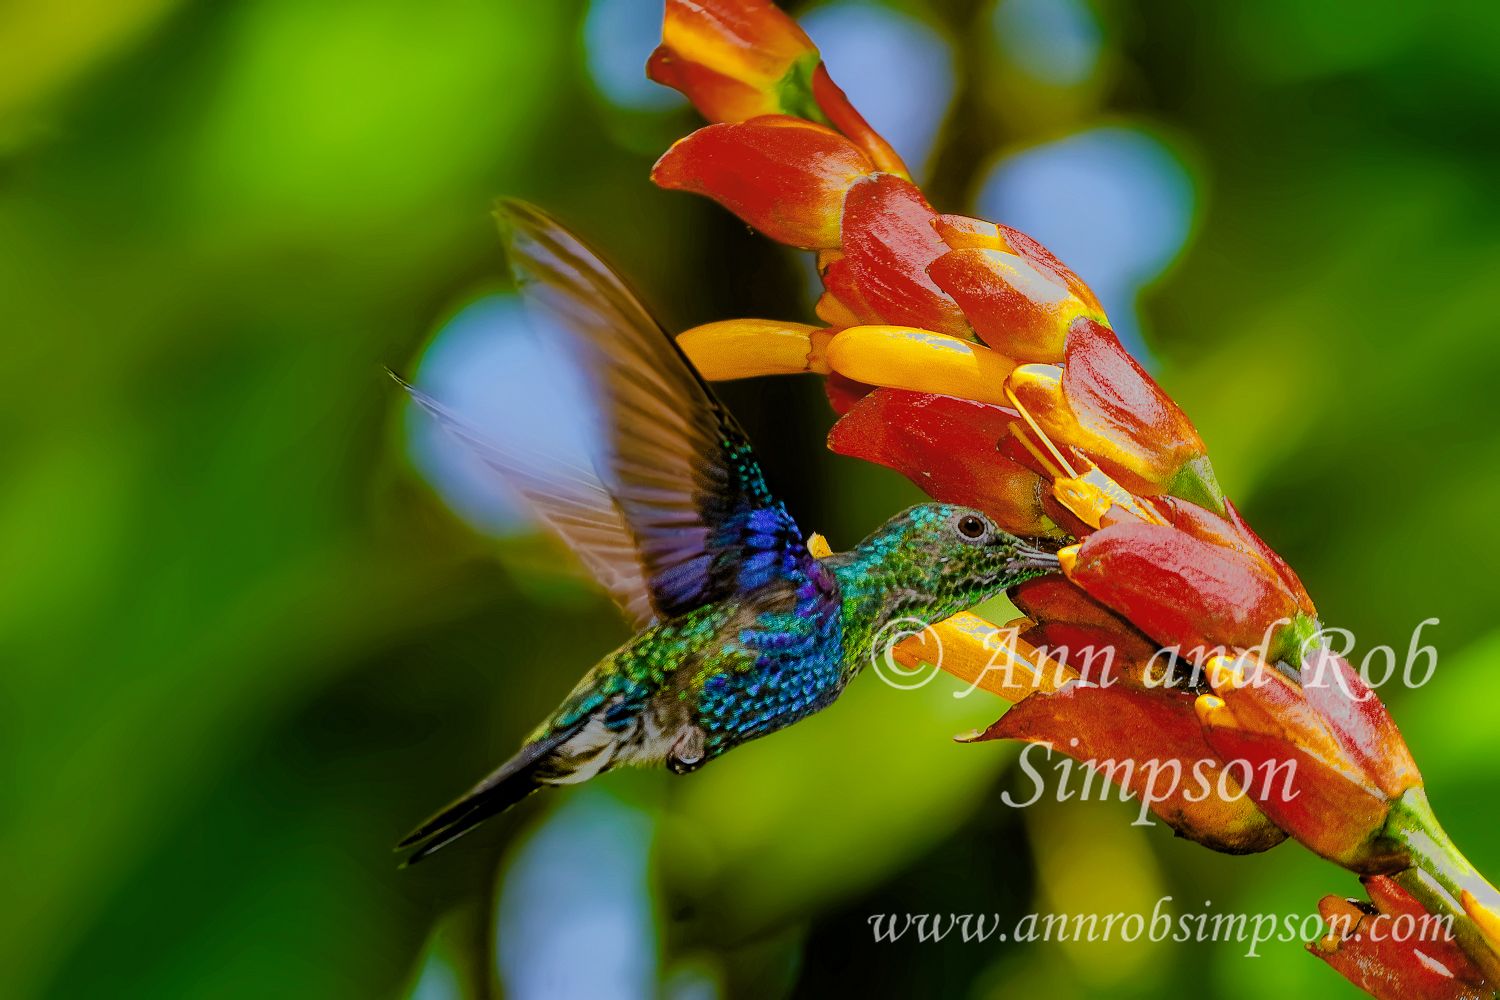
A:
904;502;1060;585
836;503;1064;627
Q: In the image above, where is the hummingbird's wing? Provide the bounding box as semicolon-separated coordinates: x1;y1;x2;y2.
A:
498;200;831;620
395;376;658;627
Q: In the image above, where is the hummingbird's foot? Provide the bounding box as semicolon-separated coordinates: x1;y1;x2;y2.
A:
666;725;707;775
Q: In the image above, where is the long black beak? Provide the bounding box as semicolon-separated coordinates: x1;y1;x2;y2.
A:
1007;538;1064;575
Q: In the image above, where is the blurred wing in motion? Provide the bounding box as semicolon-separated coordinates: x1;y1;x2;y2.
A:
395;374;658;628
498;200;826;617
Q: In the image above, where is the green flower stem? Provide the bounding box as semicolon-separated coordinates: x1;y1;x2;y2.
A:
1388;787;1500;985
1392;868;1500;993
1390;788;1500;912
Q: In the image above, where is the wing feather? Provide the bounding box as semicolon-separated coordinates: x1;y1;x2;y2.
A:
396;374;657;628
498;201;823;617
399;202;831;625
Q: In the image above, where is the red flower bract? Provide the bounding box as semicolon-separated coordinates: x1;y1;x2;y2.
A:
1299;648;1420;799
927;246;1102;364
823;370;876;415
974;682;1286;854
934;214;1103;314
652;116;874;249
826;388;1052;535
647;0;909;175
1010;575;1161;685
1152;495;1316;617
1007;318;1218;505
1063;518;1304;657
837;174;971;336
1197;653;1421;872
1311;876;1491;1000
1060;317;1207;490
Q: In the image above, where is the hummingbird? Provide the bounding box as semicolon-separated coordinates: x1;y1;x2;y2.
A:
396;202;1060;863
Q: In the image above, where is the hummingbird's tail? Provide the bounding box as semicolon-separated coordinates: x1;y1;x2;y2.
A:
397;725;579;865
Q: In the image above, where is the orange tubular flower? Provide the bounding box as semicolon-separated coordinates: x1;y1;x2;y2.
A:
826;388;1054;536
648;0;821;123
891;611;1076;702
1311;877;1491;1000
652;116;875;249
676;318;833;380
973;682;1287;854
836;174;973;337
822;325;1014;403
1006;317;1223;509
1195;651;1421;873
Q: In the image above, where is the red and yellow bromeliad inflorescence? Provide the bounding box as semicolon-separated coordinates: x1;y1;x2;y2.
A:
644;0;1500;994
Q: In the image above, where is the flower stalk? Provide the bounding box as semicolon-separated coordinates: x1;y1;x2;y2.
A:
645;1;1498;991
1387;790;1500;975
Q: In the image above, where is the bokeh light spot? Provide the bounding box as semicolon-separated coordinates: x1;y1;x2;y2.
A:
407;293;601;535
496;790;658;1000
801;2;956;179
991;0;1103;86
584;0;682;112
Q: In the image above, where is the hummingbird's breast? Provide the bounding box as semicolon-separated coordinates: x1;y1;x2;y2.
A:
687;582;847;758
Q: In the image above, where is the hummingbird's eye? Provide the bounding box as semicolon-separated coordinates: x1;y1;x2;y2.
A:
956;514;989;540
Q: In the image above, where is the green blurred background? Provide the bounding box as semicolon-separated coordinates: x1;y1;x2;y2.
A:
3;0;1498;997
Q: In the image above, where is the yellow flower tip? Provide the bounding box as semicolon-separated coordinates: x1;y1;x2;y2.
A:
933;215;1009;253
953;727;988;744
1206;654;1241;692
1194;693;1232;728
1461;889;1500;950
807;532;832;559
914;612;1074;701
1054;543;1079;577
1312;932;1342;954
1005;362;1064;396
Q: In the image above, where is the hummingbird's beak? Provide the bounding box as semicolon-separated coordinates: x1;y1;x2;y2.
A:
1007;538;1065;575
